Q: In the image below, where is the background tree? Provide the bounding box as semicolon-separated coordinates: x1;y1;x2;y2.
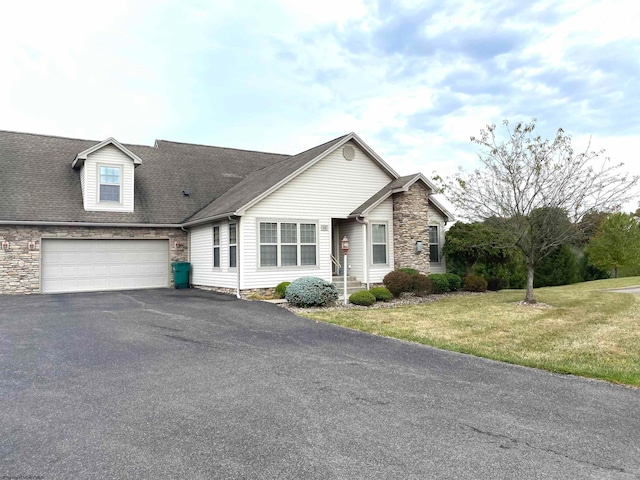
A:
585;212;640;277
439;119;637;303
443;222;512;275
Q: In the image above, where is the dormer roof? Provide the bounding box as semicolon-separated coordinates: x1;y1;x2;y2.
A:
72;137;143;169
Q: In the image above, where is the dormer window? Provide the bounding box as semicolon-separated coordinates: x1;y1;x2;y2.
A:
99;166;122;203
73;137;141;213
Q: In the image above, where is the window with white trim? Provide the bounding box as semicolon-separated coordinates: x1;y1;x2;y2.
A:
213;225;220;268
259;221;317;267
429;225;440;262
371;223;387;264
99;165;121;202
229;223;237;268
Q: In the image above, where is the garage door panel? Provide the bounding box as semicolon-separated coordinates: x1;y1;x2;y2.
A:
42;239;170;293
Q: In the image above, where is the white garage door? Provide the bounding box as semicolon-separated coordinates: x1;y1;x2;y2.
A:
41;239;170;294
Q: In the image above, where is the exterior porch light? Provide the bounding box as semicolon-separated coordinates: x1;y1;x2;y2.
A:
1;241;8;250
414;241;423;254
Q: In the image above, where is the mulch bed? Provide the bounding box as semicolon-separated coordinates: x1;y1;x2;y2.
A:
278;291;484;313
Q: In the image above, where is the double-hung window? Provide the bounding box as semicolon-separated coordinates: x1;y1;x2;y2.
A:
229;223;237;268
371;223;387;264
429;225;439;263
99;166;121;202
213;225;220;268
259;222;278;267
259;221;317;267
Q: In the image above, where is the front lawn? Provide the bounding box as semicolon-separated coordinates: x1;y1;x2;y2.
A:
301;277;640;386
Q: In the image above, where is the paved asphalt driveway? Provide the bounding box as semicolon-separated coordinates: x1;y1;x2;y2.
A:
1;289;638;479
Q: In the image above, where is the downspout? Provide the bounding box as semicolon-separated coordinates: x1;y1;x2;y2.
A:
230;216;241;299
180;226;189;262
355;216;369;290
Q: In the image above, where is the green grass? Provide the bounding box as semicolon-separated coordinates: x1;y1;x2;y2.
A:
301;277;640;386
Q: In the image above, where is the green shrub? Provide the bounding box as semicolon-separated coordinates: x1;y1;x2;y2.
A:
444;273;462;291
534;244;581;287
285;276;338;307
487;277;507;291
429;274;451;294
411;274;433;296
274;281;291;299
383;270;413;297
463;275;488;292
369;286;392;302
397;267;419;276
349;290;377;306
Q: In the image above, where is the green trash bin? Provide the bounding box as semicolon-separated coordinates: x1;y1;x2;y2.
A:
172;262;191;289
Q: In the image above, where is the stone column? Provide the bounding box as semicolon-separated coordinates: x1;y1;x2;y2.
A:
392;182;430;274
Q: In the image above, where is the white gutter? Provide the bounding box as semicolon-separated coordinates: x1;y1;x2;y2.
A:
181;212;238;228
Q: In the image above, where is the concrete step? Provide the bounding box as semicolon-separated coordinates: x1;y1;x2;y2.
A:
332;275;358;282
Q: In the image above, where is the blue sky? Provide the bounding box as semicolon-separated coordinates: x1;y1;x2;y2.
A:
2;0;639;211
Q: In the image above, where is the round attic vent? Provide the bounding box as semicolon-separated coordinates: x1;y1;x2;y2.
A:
343;145;356;160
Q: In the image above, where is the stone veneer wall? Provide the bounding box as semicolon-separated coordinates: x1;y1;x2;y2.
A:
392;182;430;274
0;225;188;294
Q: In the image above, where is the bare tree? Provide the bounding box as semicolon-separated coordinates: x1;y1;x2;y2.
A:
439;119;638;303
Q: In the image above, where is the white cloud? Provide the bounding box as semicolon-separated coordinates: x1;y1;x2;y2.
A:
0;0;638;220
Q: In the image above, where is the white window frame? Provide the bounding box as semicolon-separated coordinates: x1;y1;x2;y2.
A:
371;222;388;265
229;223;237;269
258;220;319;268
213;225;221;269
429;225;440;263
97;164;122;204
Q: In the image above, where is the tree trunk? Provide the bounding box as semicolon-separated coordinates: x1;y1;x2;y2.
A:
614;267;618;278
525;264;536;303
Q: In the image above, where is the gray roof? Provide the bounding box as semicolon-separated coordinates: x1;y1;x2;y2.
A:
0;130;288;224
185;134;349;224
351;173;455;222
350;175;420;216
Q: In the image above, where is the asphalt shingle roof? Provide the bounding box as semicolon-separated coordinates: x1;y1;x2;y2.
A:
0;131;291;224
350;174;421;216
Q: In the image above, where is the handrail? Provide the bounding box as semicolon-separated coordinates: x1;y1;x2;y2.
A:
330;254;342;270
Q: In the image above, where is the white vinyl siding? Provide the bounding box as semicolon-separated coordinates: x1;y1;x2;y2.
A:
337;220;364;280
190;223;238;288
240;141;394;289
81;145;135;212
428;205;448;274
41;239;169;293
367;199;394;283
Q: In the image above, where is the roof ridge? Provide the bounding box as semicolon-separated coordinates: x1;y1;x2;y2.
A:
155;139;290;156
0;129;152;148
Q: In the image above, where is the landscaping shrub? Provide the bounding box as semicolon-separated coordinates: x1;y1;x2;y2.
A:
274;281;291;299
397;267;419;276
411;273;433;296
463;275;488;292
444;273;462;291
369;286;392;302
285;276;338;307
429;274;451;294
349;290;377;306
487;277;507;291
383;270;413;297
